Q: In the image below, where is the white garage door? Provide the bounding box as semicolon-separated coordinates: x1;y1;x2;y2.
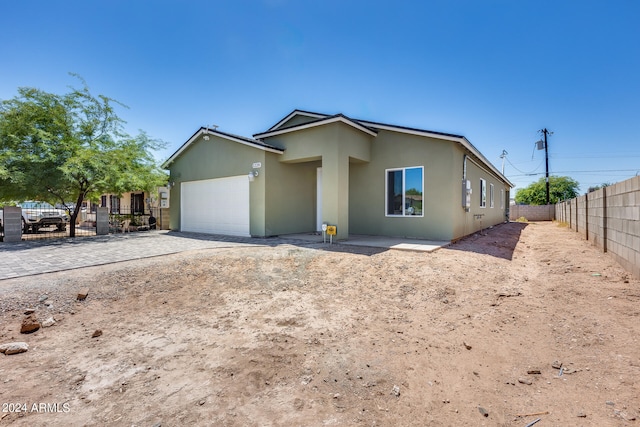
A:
180;176;250;237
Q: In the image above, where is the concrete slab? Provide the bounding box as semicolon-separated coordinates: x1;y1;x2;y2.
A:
283;233;450;252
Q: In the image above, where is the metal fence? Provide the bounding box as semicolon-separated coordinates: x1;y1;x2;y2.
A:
1;204;164;242
105;207;162;233
1;203;96;241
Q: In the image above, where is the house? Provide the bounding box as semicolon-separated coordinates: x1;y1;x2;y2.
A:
162;110;513;241
97;188;171;229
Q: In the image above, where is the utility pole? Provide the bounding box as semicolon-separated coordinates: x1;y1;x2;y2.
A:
540;128;551;204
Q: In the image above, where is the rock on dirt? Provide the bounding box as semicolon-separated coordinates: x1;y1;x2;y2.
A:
20;313;40;334
77;288;89;301
42;316;56;327
0;342;29;355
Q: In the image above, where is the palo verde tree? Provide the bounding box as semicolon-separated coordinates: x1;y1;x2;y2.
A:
515;175;580;205
0;75;167;236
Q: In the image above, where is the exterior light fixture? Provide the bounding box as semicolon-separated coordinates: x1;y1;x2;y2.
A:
203;124;218;141
248;170;258;182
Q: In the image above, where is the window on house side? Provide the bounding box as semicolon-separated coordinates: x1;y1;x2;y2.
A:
490;184;494;208
500;189;505;209
110;195;120;214
480;179;486;208
131;193;145;214
386;166;424;217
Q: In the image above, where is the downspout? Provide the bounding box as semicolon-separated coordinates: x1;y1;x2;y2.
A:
463;154;467;181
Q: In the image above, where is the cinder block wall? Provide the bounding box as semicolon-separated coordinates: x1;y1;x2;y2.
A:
577;196;587;236
509;204;555;221
556;176;640;278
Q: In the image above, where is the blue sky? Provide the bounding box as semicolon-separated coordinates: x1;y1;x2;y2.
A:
1;0;639;194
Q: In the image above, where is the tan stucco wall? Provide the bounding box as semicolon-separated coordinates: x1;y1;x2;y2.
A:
349;130;456;240
167;134;267;236
263;155;319;236
450;149;510;240
349;132;510;241
263;122;373;239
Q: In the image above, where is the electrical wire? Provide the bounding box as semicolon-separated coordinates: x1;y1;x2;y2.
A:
506;157;544;175
509;169;639;177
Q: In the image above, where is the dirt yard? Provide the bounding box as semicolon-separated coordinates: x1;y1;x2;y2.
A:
0;221;638;426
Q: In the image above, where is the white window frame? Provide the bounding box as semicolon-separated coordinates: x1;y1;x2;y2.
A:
500;189;505;209
480;179;486;208
385;166;424;217
490;183;494;208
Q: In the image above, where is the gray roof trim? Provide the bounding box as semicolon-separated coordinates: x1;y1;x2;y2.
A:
267;109;328;131
357;120;514;188
162;127;284;169
254;114;378;139
356;119;465;140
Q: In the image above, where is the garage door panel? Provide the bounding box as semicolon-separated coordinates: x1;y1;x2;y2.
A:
181;176;250;236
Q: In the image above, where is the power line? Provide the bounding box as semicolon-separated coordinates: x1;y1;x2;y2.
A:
509;169;639;177
551;154;640;159
506;157;544;175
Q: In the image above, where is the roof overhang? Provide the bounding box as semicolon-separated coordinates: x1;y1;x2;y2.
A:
162;127;284;169
357;120;514;188
254;114;378;139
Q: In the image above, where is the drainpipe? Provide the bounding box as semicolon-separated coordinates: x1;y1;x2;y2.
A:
463;154;467;181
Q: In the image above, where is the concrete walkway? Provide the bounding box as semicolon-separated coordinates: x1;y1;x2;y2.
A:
284;232;449;252
0;231;449;280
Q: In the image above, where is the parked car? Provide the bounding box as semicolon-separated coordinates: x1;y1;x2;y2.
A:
55;203;76;215
18;201;70;232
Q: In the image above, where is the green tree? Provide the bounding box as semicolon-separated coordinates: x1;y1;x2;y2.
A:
0;76;167;236
515;176;580;205
587;182;612;193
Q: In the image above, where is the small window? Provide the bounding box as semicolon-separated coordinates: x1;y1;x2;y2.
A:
480;179;486;208
110;195;120;214
386;166;424;217
131;193;145;214
500;189;505;209
490;184;494;208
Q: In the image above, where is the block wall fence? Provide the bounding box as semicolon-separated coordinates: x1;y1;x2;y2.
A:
555;175;640;279
509;204;555;221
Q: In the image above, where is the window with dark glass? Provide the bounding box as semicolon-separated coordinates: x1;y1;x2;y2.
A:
386;167;424;217
109;195;120;214
131;193;145;214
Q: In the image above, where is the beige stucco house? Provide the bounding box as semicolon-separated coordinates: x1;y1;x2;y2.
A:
98;188;170;229
162;110;513;241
